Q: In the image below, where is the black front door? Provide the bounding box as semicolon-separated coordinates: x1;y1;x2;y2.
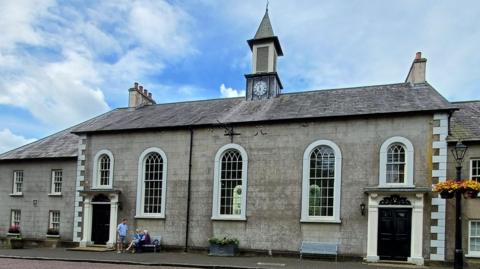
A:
91;204;110;245
378;208;412;260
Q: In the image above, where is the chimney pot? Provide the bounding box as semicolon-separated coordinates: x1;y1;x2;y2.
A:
148;93;152;98
415;52;422;60
134;82;139;89
144;89;148;95
139;85;143;91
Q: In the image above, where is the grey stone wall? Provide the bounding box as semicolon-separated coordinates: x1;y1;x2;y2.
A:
446;143;480;261
0;159;77;240
83;113;435;257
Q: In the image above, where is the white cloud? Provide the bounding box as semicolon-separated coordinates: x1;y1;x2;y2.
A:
0;129;36;154
220;84;245;98
0;0;197;131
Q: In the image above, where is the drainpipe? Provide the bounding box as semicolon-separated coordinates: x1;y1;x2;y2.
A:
184;128;194;252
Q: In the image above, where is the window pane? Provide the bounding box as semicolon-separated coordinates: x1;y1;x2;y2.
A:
143;153;163;214
472;160;480;182
386;144;406;183
99;155;111;186
309;146;335;217
220;149;243;216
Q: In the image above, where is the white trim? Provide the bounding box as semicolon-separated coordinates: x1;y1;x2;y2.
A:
12;170;23;195
301;139;342;223
92;149;114;189
379;136;414;187
50;170;63;195
471;159;480;180
468;220;480;257
212;143;248;221
135;147;168;219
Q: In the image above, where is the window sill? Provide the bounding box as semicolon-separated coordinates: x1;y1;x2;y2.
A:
377;184;415;188
46;234;60;239
9;193;23;197
211;216;247;221
48;193;62;197
300;219;342;224
135;215;165;219
465;253;480;258
91;187;113;190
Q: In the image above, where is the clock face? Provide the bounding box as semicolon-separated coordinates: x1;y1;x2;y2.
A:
253;81;268;96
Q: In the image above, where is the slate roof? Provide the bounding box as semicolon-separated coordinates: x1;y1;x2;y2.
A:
73;82;455;134
0;127;79;161
254;10;275;39
449;101;480;142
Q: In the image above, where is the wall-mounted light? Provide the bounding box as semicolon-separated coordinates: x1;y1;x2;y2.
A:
360;203;366;216
33;200;38;207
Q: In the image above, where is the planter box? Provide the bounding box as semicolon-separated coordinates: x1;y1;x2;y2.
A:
8;238;24;249
45;235;61;248
209;243;239;256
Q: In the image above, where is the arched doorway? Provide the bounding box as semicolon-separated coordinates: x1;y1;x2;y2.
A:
91;194;110;245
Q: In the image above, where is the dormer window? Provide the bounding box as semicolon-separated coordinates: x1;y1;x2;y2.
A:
93;150;114;189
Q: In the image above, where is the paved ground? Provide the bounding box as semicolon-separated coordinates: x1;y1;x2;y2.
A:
0;258;197;269
0;248;454;269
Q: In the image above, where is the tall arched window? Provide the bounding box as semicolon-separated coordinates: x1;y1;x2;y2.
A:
92;150;114;189
212;144;248;220
379;136;414;187
302;140;342;223
136;148;168;218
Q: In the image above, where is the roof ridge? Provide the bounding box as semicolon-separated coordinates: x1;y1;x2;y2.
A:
452;100;480;104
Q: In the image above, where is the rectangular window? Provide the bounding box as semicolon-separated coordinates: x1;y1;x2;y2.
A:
49;211;60;231
256;46;269;72
13;171;23;194
469;221;480;256
51;170;63;194
11;210;21;227
472;160;480;182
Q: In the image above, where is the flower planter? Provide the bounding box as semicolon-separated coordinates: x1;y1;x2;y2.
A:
209;243;239;256
463;190;479;199
8;238;24;249
440;191;455;199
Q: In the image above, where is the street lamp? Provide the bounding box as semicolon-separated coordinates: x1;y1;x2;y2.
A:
451;141;468;269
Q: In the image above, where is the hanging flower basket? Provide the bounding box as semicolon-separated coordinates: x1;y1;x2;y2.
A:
433;180;480;199
440;190;455;199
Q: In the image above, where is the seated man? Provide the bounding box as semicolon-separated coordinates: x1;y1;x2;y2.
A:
126;229;142;252
135;230;151;253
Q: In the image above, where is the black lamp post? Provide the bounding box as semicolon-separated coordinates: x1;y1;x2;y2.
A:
451;141;468;269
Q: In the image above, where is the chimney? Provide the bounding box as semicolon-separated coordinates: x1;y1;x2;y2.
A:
405;52;427;84
128;82;156;108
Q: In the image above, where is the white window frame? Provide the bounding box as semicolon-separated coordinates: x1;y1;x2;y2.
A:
379;136;414;187
135;147;168;219
11;210;21;227
12;170;23;195
50;170;63;195
301;140;342;223
468;220;480;257
49;210;61;231
471;159;480;182
212;143;248;221
92;149;114;189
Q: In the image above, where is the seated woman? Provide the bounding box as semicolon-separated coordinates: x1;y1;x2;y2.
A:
135;230;151;253
126;229;142;252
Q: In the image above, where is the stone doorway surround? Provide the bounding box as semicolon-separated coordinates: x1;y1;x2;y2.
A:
79;190;121;248
364;187;430;266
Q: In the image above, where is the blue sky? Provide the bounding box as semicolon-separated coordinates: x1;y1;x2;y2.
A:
0;0;479;153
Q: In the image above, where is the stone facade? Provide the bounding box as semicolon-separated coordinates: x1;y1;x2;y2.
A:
0;159;77;240
78;113;435;258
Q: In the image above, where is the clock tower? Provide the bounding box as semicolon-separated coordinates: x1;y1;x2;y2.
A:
245;8;283;100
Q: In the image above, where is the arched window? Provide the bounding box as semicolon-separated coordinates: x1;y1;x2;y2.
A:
136;148;167;218
379;136;414;187
92;150;114;189
212;144;248;220
301;140;342;223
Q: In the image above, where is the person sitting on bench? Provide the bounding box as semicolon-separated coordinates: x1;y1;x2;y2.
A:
126;229;142;252
135;230;151;253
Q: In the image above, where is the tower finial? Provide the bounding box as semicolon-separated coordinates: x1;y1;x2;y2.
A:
266;0;269;12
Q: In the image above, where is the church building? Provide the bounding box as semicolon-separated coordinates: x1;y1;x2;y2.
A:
1;10;479;266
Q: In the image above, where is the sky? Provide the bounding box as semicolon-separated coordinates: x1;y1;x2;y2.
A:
0;0;479;154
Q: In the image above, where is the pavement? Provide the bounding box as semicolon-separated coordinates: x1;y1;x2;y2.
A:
0;248;454;269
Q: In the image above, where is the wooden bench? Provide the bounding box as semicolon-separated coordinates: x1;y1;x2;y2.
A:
300;241;338;261
141;235;161;253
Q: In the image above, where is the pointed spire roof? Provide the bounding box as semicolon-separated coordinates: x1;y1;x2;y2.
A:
254;10;275;39
247;8;283;56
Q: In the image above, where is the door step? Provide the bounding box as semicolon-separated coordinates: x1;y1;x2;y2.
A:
67;246;114;252
365;261;427;268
